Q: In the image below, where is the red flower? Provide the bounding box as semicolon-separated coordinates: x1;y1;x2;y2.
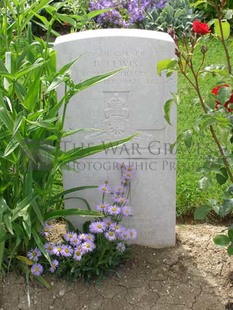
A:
192;20;210;35
211;84;233;112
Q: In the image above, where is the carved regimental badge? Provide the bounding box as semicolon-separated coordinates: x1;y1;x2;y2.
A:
85;91;164;147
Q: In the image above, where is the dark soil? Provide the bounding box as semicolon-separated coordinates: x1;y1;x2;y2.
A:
1;224;233;310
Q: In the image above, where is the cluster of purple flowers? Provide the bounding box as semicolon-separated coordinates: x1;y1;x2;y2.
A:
28;163;137;277
89;0;168;28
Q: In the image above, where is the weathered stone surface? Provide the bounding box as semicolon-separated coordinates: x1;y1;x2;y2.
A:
54;29;176;247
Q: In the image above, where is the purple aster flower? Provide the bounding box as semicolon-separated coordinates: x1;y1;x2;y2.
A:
98;183;110;194
53;244;63;256
78;233;88;241
111;193;123;203
40;224;51;238
110;222;122;233
122;170;134;181
73;246;83;261
107;205;121;215
89;221;107;233
85;233;95;242
78;233;95;242
44;242;55;255
114;185;125;194
96;202;109;213
31;263;43;276
44;219;55;226
121;206;133;216
116;242;126;252
117;227;130;240
27;247;42;262
103;217;113;228
64;231;78;242
49;259;59;273
82;241;96;253
61;245;73;257
128;228;137;240
70;236;81;247
113;195;128;206
105;230;117;241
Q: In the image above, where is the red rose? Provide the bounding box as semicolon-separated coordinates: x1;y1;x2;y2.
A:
192;20;210;35
211;84;233;112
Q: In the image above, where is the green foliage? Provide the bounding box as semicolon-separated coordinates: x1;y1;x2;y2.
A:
158;9;233;256
144;0;203;36
0;0;133;274
190;0;233;30
54;233;131;282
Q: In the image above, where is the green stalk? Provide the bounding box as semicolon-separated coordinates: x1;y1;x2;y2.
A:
214;0;232;74
180;55;233;183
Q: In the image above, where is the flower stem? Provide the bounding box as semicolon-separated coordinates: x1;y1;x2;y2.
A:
182;63;233;183
214;0;232;75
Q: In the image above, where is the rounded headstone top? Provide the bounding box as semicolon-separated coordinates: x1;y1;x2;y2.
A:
54;29;174;45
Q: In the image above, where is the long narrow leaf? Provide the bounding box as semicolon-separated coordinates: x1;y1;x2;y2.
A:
63;197;92;211
32;229;51;265
12;194;37;221
44;208;102;220
73;69;124;94
59;134;136;166
48;186;98;204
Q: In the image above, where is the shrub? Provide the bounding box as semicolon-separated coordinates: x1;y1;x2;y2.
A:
143;0;203;36
88;0;168;28
26;164;137;282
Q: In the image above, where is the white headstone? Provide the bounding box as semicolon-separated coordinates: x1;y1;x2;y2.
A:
54;29;176;248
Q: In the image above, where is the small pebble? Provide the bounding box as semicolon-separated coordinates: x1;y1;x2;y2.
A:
59;289;65;297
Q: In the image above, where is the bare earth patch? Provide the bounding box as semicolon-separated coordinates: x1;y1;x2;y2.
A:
1;224;233;310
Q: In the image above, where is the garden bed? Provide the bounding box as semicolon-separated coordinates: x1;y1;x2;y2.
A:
1;224;232;310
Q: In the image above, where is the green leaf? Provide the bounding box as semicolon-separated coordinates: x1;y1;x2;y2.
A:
214;20;230;40
63;197;92;211
35;275;51;289
59;134;136;166
48;186;98;205
31;201;44;226
214;234;230;246
228;228;233;241
164;99;174;125
198;177;211;191
218;199;233;217
189;0;206;8
216;167;228;185
157;59;177;76
32;229;51;265
24;68;43;110
224;9;233;20
44;208;103;220
25;118;58;130
73;69;123;94
3;214;13;235
183;130;193;148
55;13;76;27
62;128;100;139
15;61;44;79
194;205;212;220
12;194;37;221
227;244;233;256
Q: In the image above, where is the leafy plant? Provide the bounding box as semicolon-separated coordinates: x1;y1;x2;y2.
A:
190;0;233;32
0;0;133;275
143;0;203;36
157;0;233;254
88;0;168;28
24;164;137;282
